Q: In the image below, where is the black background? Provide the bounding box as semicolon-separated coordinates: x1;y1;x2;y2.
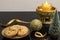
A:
0;12;60;40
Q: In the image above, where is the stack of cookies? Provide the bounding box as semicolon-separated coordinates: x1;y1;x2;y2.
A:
2;25;30;39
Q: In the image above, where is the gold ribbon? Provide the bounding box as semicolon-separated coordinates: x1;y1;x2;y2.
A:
35;32;47;38
0;18;30;26
5;19;16;26
16;19;30;24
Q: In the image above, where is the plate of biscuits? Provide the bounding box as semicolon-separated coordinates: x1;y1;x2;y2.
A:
1;25;30;39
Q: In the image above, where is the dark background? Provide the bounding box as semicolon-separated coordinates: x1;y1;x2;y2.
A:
0;12;60;40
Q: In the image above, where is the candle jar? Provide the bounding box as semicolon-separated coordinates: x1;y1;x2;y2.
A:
36;6;56;24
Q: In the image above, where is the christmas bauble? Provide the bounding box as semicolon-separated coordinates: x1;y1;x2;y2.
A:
30;19;42;31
